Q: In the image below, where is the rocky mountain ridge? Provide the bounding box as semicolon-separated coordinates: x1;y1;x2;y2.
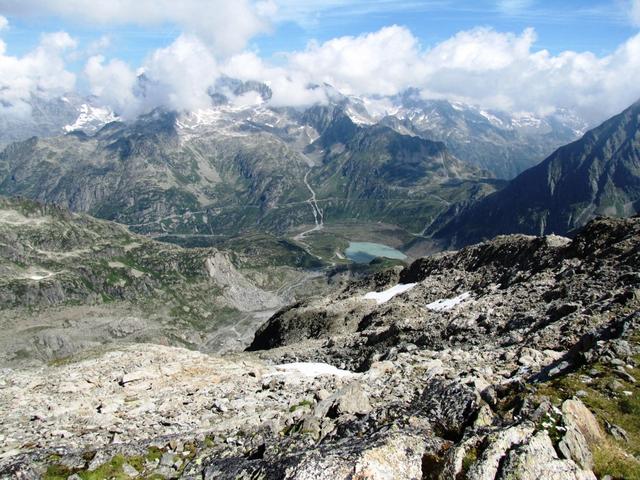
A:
1;215;638;479
426;100;640;249
351;89;587;179
0;101;501;241
0;83;585;180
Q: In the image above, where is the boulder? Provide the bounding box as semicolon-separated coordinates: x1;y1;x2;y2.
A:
497;431;596;480
315;382;372;419
561;399;603;444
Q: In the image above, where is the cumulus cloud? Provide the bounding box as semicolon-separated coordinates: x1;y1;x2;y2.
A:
0;15;8;31
0;30;76;118
0;0;271;56
221;26;427;107
138;35;219;113
223;51;327;107
238;25;640;122
84;56;137;117
3;2;640;125
416;27;640;121
85;35;219;118
286;26;426;97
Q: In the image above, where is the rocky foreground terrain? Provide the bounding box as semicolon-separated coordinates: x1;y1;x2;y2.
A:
1;216;639;479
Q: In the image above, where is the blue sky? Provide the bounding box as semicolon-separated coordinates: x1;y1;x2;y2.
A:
1;0;639;122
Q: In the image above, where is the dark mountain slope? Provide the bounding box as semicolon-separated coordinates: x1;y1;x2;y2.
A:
305;107;503;232
427;100;640;248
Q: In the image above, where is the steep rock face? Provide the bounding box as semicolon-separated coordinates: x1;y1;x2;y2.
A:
427;101;640;248
2;217;639;479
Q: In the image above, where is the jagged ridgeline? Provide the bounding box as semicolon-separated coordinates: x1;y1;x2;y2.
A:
0;104;503;240
427;100;640;248
0;196;324;365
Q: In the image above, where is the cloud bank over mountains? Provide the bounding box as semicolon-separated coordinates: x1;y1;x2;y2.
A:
0;24;76;118
1;1;640;123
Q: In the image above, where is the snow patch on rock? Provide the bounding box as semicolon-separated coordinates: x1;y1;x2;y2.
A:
64;104;118;133
426;292;472;312
363;283;418;305
268;362;356;378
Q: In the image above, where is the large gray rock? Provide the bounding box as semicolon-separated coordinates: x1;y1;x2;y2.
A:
467;424;535;480
283;434;425;480
498;431;596;480
561;399;603;444
315;382;372;418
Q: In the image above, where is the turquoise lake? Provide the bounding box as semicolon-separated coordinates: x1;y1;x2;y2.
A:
344;242;407;264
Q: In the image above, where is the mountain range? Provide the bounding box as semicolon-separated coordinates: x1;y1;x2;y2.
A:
0;81;638;258
427;100;640;248
0;90;503;244
350;88;588;179
1;81;586;179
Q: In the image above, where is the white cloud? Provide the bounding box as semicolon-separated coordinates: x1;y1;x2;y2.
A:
84;55;137;117
85;35;219;118
139;35;219;113
222;25;427;108
0;31;76;118
286;26;426;97
240;25;640;122
3;2;640;125
0;15;8;31
415;27;640;121
223;51;327;107
423;27;536;72
85;23;639;121
0;0;270;56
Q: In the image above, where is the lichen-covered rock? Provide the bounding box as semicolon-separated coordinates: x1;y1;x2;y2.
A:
284;434;425;480
498;431;596;480
467;424;535;480
315;381;372;418
561;399;603;444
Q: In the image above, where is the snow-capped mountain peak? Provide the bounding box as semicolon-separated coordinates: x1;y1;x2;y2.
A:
63;104;119;134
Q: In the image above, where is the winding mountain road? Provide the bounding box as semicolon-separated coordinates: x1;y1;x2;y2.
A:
294;169;324;241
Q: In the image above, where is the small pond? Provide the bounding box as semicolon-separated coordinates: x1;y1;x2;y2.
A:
344;242;407;264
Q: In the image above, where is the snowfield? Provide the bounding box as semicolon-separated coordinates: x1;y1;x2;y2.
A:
426;292;472;311
267;362;356;378
64;104;118;133
363;283;418;305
